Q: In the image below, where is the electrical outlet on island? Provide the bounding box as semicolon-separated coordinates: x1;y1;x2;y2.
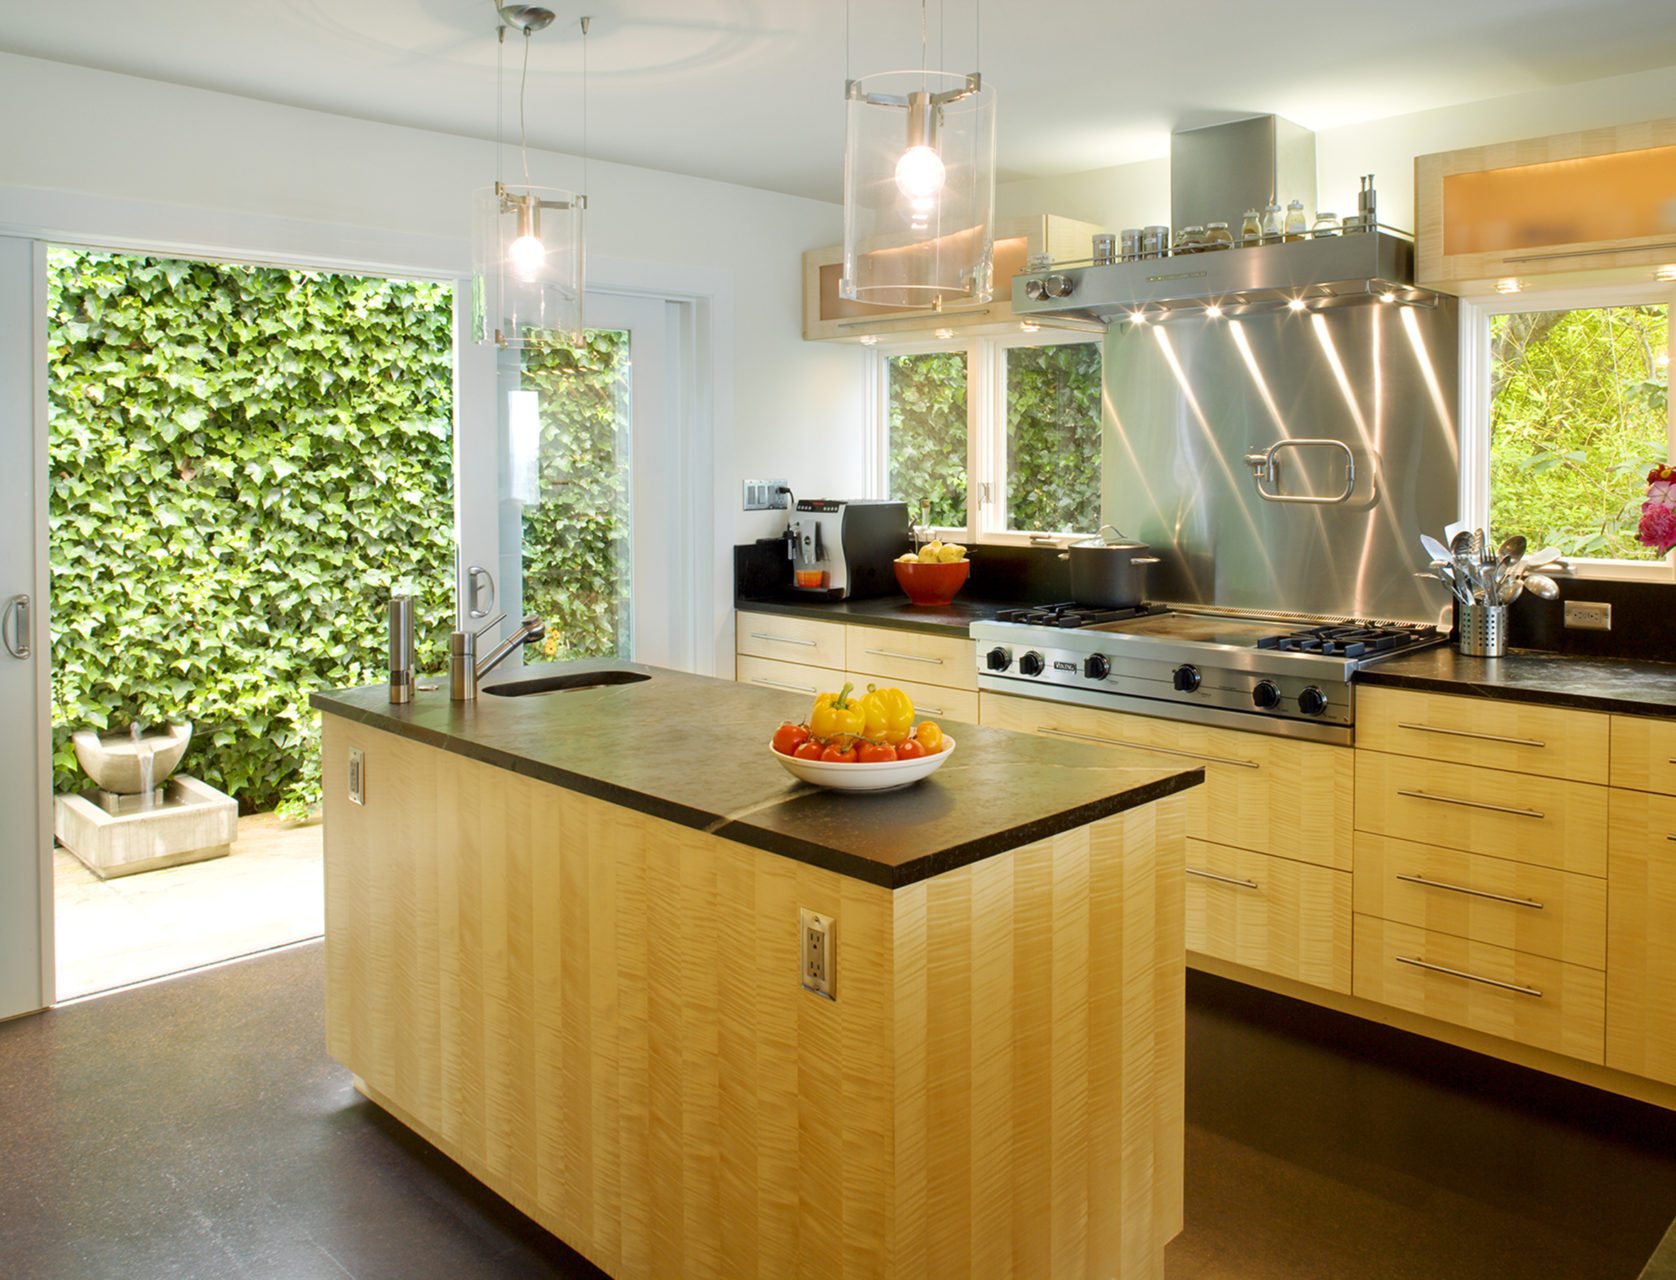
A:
799;907;835;1000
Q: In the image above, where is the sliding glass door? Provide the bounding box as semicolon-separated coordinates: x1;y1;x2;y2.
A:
0;236;51;1018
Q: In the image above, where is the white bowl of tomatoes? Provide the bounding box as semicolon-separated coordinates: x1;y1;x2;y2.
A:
769;717;955;793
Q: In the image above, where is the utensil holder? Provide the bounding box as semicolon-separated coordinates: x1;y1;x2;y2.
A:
1457;603;1506;658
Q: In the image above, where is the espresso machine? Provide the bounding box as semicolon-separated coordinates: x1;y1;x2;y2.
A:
787;499;910;599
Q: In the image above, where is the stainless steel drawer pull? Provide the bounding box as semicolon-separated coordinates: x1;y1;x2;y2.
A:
749;632;817;648
1396;789;1544;820
1395;722;1546;749
918;705;945;717
1396;873;1544;910
1040;726;1258;770
751;677;817;694
863;647;944;665
1395;955;1543;998
1186;867;1260;890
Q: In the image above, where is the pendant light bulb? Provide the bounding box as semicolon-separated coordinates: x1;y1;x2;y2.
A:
895;145;946;200
508;234;546;282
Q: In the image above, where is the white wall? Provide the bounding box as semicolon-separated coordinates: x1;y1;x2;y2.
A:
0;51;864;673
998;62;1676;236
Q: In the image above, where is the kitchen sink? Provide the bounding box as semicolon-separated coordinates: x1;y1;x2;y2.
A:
483;670;651;697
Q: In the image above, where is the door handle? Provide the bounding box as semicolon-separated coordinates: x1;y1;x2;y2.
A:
2;594;29;659
466;565;496;619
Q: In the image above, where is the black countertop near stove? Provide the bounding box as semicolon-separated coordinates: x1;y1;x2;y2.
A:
736;592;1006;638
310;660;1202;889
1359;646;1676;718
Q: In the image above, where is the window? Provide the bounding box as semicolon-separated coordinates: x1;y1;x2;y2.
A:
877;330;1102;539
1489;303;1671;561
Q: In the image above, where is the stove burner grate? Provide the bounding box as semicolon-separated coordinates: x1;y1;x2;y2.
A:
995;601;1169;629
1256;623;1441;659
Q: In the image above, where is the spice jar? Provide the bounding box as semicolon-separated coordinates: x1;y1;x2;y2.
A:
1312;212;1340;237
1177;226;1205;254
1283;200;1307;242
1240;208;1263;247
1203;222;1234;250
1261;202;1284;243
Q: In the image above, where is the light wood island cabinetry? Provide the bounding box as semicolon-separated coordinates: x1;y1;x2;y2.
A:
316;666;1199;1279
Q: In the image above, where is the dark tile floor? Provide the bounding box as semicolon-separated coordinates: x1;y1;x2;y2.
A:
2;944;1674;1279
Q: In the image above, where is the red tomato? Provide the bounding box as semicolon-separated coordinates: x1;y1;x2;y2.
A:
772;721;811;756
857;741;898;763
895;738;928;760
793;740;826;762
820;741;860;763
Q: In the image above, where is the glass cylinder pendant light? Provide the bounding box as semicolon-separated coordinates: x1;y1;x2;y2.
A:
841;3;996;308
472;8;588;347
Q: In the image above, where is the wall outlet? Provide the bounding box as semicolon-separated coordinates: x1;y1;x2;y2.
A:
799;907;835;1000
743;478;790;511
347;747;366;806
1563;601;1612;631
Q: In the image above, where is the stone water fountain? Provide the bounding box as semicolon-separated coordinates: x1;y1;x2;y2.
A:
53;721;239;878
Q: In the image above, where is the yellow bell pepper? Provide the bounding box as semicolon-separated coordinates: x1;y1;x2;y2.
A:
861;684;916;745
810;682;866;740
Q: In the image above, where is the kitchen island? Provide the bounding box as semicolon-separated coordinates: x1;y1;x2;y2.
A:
311;661;1202;1279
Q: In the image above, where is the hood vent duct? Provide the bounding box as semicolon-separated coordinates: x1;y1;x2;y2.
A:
1014;115;1437;321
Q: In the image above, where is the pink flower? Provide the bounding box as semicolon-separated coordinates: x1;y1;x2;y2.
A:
1640;500;1676;554
1652;480;1676;509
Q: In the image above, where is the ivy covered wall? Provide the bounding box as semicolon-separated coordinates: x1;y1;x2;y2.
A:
47;250;456;816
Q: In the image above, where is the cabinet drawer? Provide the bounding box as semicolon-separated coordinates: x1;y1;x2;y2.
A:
1353;833;1605;969
845;672;977;725
1354;917;1604;1063
1353;751;1606;877
845;625;976;692
979;693;1352;869
1358;687;1608;784
736;611;847;669
1606;791;1676;1084
735;654;840;699
1185;840;1350;993
1609;715;1676;795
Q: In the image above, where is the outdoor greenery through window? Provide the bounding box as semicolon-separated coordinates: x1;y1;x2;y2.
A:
1004;341;1101;533
883;336;1103;535
886;350;968;528
1490;304;1670;559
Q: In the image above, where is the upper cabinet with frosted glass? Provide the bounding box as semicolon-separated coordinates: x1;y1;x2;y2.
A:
801;213;1103;342
1417;117;1676;295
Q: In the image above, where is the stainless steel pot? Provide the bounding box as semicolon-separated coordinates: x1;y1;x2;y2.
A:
1059;525;1161;609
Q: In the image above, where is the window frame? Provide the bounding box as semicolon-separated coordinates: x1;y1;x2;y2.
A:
870;326;1104;545
1463;283;1676;582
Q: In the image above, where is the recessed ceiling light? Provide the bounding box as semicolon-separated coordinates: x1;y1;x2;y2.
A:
1019;320;1040;333
1204;305;1223;320
1287;297;1308;312
1129;311;1150;326
934;327;954;340
858;334;878;346
1496;277;1523;294
1657;264;1676;283
1379;290;1397;303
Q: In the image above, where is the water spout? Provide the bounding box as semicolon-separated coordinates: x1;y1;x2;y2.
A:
137;747;155;811
130;722;143;744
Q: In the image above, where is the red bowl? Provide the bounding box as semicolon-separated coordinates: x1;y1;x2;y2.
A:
894;558;971;605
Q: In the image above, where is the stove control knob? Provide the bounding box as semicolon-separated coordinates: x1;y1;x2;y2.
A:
1084;654;1111;681
1019;651;1046;677
1298;686;1329;717
1044;274;1075;298
986;646;1012;672
1172;664;1201;693
1251;680;1281;710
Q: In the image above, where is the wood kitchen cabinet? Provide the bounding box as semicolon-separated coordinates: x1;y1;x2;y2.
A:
1416;116;1676;294
801;213;1103;342
1607;723;1676;1085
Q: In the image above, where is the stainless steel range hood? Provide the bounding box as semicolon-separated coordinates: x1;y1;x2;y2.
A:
1013;115;1431;320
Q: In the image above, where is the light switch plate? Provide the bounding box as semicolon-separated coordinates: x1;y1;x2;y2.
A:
348;747;366;806
743;478;790;511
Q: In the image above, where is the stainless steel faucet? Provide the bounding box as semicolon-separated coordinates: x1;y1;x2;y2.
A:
449;611;546;701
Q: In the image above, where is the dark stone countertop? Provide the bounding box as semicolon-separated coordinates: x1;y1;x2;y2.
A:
309;660;1201;889
735;593;1007;638
1359;646;1676;719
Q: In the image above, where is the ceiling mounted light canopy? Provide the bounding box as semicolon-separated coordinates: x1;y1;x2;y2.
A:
472;6;589;347
841;1;996;309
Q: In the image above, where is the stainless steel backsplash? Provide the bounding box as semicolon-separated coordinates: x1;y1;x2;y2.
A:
1100;298;1460;626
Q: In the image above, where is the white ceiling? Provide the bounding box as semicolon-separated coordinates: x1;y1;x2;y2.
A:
3;0;1675;202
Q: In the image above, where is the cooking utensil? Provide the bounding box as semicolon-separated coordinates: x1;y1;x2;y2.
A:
1420;533;1453;565
1523;573;1560;600
1059;525;1161;609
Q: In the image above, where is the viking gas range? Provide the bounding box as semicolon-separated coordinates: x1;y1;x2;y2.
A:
971;603;1443;746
